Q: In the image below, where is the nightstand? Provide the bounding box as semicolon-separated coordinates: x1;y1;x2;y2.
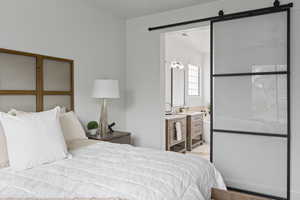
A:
88;131;131;145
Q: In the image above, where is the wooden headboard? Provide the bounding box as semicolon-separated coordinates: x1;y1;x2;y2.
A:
0;48;74;112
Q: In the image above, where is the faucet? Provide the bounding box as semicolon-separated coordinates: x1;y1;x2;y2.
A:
165;103;173;115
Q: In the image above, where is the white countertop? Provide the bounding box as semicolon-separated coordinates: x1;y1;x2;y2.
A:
164;111;205;120
178;112;204;116
164;114;187;120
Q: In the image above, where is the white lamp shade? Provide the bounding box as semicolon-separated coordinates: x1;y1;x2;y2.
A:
92;79;120;99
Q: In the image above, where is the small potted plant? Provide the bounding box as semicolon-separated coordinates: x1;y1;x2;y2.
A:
87;121;99;136
208;104;211;114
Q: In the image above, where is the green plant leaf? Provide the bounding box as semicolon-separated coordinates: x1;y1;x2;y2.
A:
87;121;98;130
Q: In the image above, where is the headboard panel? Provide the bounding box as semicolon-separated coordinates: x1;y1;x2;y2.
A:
0;48;74;112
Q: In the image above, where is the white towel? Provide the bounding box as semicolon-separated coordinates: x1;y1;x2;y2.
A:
175;122;183;141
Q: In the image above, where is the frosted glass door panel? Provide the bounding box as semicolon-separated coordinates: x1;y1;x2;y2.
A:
213;75;287;134
213;12;287;74
44;95;71;111
213;133;287;198
43;60;71;91
0;53;36;90
0;95;36;112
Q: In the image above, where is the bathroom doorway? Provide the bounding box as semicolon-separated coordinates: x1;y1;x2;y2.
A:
163;25;211;160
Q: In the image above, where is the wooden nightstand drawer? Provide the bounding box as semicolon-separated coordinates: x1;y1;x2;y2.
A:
110;135;131;144
88;131;131;145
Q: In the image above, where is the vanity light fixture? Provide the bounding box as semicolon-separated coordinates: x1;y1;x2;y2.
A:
170;61;184;70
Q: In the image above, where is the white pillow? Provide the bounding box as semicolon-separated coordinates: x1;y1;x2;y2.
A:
8;109;87;143
0;123;9;168
59;111;88;142
0;107;69;170
8;107;66;116
7;108;26;116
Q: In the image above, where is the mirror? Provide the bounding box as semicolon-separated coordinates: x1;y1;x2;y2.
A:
165;62;202;109
172;67;185;107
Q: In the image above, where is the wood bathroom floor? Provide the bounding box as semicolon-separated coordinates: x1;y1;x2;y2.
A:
187;143;210;160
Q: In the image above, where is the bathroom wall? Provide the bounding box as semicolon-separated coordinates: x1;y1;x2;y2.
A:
164;28;210;108
202;52;211;107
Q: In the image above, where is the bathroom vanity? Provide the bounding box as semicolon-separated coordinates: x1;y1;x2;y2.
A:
165;115;187;153
165;112;205;153
185;112;204;151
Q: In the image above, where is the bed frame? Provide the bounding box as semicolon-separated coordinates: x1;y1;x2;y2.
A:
211;188;269;200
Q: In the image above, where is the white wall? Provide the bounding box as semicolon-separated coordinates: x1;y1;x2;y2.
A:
0;0;126;130
202;52;211;106
126;0;300;199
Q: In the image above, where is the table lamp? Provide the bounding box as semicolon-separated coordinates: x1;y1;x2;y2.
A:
92;79;120;137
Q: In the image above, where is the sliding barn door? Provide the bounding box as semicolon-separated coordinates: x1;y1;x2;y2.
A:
211;9;290;200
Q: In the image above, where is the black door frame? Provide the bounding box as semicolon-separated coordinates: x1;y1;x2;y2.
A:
149;2;293;200
210;8;291;200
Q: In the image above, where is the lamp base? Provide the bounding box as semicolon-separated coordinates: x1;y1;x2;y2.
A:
98;99;109;138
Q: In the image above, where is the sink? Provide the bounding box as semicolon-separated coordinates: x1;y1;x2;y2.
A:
178;111;204;116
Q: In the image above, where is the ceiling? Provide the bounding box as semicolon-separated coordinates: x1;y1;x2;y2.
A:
94;0;217;19
166;26;210;53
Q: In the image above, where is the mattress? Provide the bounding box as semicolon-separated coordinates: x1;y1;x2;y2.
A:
0;141;225;200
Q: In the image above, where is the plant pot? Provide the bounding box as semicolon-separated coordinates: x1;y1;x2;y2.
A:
88;129;98;136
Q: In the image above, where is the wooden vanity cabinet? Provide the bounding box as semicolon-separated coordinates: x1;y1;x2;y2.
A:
165;116;187;153
186;113;204;151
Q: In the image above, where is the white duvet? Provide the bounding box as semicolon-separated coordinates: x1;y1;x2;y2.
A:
0;141;225;200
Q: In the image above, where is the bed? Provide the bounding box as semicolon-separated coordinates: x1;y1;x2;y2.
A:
0;49;229;200
0;139;225;200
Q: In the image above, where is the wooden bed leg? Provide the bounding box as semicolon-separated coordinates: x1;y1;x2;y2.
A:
211;188;270;200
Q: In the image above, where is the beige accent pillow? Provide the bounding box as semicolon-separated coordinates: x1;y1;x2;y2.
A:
66;139;99;151
0;122;9;168
59;111;88;142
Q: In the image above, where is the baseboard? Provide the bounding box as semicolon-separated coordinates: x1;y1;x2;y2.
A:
225;179;285;198
225;179;300;200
